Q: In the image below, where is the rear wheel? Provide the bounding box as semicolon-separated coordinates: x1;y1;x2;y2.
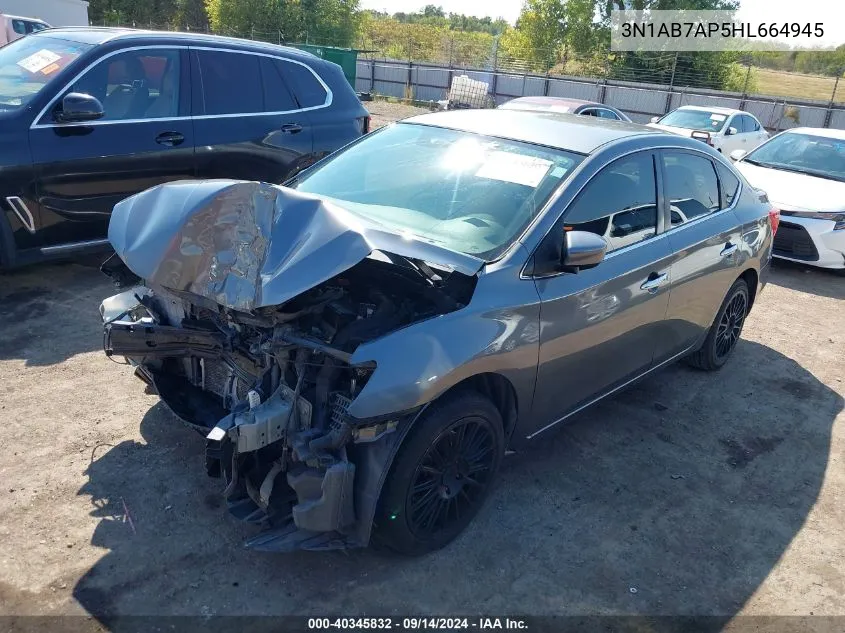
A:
686;279;749;371
373;391;504;556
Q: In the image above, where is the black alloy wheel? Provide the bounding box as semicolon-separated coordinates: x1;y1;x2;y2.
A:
406;418;495;538
373;391;504;555
715;290;747;361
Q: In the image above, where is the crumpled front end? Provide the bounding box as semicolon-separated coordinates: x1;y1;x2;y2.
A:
99;180;479;551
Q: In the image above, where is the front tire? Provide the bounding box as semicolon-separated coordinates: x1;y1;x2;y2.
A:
686;279;749;371
373;391;504;556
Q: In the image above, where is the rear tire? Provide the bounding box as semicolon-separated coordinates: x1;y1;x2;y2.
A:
373;391;504;556
686;279;749;371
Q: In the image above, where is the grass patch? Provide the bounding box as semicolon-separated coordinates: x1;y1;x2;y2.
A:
752;68;843;103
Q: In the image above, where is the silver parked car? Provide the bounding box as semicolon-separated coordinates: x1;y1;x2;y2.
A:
499;96;632;122
99;110;776;555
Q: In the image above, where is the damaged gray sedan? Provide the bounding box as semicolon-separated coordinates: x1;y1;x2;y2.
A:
99;110;774;555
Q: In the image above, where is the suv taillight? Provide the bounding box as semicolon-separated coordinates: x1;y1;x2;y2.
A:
768;208;780;236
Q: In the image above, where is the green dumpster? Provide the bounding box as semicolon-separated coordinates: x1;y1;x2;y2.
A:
294;45;359;89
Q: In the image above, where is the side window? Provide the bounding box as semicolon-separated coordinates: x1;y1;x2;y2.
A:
716;162;741;208
277;59;327;108
196;50;262;115
580;108;598;117
728;115;742;133
63;49;181;121
30;22;49;33
745;115;760;131
662;152;720;224
12;20;27;34
597;109;620;120
259;57;298;111
563;152;658;253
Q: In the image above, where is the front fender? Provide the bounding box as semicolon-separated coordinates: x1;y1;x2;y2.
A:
346;259;542;424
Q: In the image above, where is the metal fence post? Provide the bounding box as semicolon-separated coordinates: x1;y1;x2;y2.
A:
371;59;376;93
665;52;678;113
823;74;840;128
739;64;752;110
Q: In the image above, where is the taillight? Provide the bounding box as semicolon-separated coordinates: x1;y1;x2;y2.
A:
768;208;780;236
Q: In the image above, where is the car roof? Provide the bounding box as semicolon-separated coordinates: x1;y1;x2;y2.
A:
505;96;595;108
33;27;320;61
783;127;845;141
2;13;49;22
675;105;744;115
402;109;662;154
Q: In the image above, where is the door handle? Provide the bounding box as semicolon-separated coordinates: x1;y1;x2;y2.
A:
720;243;738;258
640;272;668;293
280;123;303;134
155;131;185;147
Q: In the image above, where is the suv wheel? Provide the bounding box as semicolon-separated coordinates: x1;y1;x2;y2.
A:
686;278;749;371
373;391;504;556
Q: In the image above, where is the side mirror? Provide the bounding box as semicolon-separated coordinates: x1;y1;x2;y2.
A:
54;92;104;123
725;126;738;136
729;149;747;162
650;116;659;124
562;230;607;269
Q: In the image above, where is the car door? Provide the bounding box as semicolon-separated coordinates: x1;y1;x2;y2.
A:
29;46;195;247
529;151;674;436
657;150;743;362
190;48;314;184
744;114;769;150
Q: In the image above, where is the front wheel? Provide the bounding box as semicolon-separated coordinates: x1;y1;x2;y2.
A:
373;391;504;556
686;278;749;371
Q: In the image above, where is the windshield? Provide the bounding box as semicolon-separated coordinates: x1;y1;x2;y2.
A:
744;132;845;183
658;109;728;132
292;123;583;259
0;36;92;111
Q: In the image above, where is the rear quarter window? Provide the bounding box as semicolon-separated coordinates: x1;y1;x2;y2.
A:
716;162;741;208
277;59;327;108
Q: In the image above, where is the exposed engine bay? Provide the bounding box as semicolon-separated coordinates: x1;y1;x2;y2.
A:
102;253;476;551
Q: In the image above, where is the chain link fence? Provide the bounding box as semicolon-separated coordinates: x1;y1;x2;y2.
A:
97;19;845;117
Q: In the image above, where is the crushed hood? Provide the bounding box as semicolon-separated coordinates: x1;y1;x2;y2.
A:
108;180;485;312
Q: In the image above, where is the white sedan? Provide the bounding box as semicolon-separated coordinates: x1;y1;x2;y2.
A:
648;106;769;155
731;127;845;270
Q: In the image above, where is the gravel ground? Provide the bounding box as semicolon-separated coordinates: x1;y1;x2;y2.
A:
1;259;843;625
366;100;431;128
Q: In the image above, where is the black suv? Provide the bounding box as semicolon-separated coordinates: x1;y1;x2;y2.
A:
0;28;369;268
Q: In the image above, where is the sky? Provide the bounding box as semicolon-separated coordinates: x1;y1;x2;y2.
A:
359;0;845;47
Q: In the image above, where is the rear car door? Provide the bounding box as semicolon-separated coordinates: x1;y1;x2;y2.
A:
191;48;314;184
658;150;743;362
530;151;674;435
29;46;195;247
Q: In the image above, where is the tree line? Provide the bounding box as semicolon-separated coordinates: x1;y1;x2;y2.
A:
86;0;842;92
